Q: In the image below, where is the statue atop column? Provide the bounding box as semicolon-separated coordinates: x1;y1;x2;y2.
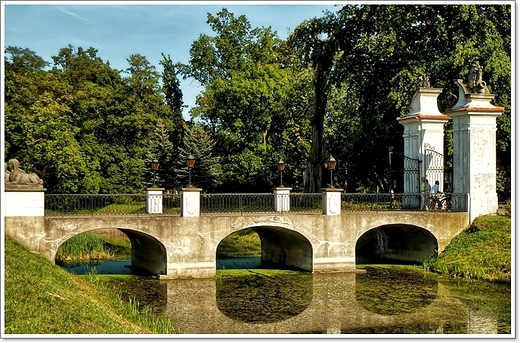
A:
418;74;431;88
467;61;487;94
5;159;44;189
452;61;494;109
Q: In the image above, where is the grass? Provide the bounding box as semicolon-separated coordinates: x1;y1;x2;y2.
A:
55;231;114;263
422;215;511;282
4;237;176;335
216;228;262;258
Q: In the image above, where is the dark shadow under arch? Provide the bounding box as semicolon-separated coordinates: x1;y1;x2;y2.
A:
216;226;313;272
119;228;167;275
356;224;438;265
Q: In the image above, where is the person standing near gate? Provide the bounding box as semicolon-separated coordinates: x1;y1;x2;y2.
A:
420;177;428;210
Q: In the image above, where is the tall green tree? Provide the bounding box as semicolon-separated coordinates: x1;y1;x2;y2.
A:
179;8;313;192
290;4;511;195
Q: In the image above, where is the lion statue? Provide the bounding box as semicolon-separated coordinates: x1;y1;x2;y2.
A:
6;159;44;186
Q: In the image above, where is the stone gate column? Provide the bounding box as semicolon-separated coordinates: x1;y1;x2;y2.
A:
446;62;503;221
397;77;450;201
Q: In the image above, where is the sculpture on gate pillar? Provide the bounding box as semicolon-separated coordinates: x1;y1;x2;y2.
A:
418;74;431;88
452;61;494;109
5;159;44;189
468;61;486;94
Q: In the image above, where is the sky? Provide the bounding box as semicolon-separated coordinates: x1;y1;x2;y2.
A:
2;1;341;118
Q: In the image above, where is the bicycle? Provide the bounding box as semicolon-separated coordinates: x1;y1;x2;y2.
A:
427;193;451;211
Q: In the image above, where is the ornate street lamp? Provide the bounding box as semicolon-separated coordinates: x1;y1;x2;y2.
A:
326;155;336;187
151;159;159;187
185;153;195;187
278;159;285;187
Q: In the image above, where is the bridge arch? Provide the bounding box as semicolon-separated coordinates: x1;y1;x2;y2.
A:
218;224;313;272
355;224;438;265
53;226;167;276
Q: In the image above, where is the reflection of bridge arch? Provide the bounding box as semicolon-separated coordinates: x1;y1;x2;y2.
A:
356;224;438;264
52;226;168;276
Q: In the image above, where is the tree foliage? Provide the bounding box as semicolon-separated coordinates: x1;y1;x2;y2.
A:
4;5;511;200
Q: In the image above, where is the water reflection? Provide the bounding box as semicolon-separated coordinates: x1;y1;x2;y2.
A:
355;267;438;315
91;266;509;335
62;260;133;275
216;272;313;323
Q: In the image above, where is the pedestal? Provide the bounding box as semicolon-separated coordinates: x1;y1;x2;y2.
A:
4;187;46;217
181;188;202;217
146;188;164;214
273;187;291;212
321;188;343;216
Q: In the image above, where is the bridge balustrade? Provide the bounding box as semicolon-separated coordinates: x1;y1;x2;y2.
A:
44;193;182;216
43;192;468;216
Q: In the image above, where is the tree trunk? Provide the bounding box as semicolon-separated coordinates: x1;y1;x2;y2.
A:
304;60;328;193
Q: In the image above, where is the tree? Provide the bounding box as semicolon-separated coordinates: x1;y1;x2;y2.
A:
166;122;222;191
289;5;511;195
180;8;314;192
160;53;186;147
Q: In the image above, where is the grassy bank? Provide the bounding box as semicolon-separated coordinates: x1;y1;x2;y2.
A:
56;230;132;263
423;214;511;283
4;237;176;335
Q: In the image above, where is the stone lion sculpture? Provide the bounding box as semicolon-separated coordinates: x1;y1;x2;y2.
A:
6;159;44;186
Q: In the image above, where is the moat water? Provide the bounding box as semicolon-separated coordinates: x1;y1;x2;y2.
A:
62;258;511;336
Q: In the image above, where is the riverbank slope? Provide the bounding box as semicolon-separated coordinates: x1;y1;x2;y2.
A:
423;214;511;283
3;236;175;335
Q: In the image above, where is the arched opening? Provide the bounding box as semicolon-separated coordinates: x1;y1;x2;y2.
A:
216;226;313;272
355;224;438;265
55;228;166;276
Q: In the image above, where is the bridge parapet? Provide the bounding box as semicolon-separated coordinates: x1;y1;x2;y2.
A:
41;192;469;217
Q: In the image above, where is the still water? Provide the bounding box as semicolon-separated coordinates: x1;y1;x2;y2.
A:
63;260;511;335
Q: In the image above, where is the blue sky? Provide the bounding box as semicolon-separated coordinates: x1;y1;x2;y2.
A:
3;1;341;117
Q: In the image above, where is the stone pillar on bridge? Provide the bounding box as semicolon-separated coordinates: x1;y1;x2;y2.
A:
4;158;46;217
446;63;503;222
146;187;164;214
4;187;46;217
181;187;202;217
397;77;451;195
273;187;291;212
322;188;343;216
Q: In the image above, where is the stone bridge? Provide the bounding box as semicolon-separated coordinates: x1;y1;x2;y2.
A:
5;211;469;279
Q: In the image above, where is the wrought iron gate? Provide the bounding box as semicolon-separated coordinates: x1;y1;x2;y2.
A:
388;147;421;193
424;148;445;191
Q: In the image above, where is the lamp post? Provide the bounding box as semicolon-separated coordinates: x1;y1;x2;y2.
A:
151;159;159;187
326;155;336;187
185;153;195;187
278;160;285;187
388;146;393;191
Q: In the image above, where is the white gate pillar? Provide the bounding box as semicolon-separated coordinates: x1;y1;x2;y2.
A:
446;63;503;221
397;79;450;197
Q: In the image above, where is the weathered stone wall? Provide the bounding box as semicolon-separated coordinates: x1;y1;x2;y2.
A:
6;211;470;278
